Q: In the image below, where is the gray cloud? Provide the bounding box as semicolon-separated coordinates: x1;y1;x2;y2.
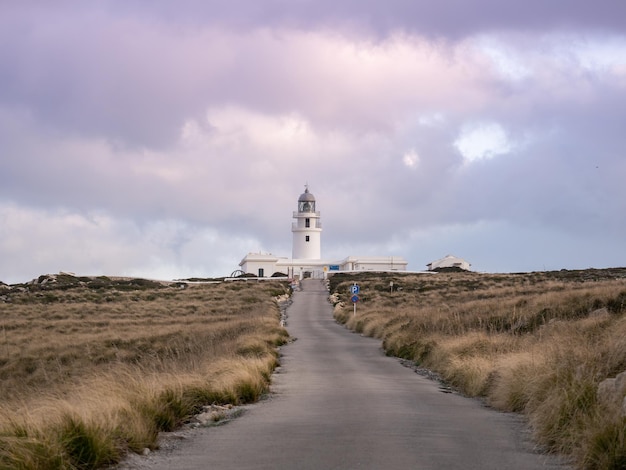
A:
115;1;626;37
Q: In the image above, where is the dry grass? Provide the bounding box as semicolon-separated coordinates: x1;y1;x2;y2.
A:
330;268;626;469
0;275;290;469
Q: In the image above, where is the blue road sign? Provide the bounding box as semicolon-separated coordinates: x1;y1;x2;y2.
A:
351;294;359;303
350;284;360;294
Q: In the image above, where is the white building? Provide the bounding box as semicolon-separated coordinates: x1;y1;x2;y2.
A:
426;254;471;271
239;186;408;279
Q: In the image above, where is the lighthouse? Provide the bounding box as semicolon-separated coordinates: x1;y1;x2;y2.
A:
292;185;322;259
238;185;408;278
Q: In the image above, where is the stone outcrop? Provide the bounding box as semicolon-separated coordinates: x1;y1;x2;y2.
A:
187;404;245;429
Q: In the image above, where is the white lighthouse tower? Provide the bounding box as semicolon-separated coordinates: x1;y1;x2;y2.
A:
292;185;322;260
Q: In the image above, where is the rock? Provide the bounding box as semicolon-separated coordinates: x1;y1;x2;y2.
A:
616;371;626;399
597;378;616;404
597;372;626;412
142;448;150;456
192;404;237;426
589;307;610;318
193;411;219;425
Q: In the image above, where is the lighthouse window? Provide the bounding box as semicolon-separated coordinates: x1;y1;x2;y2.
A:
305;218;310;228
305;235;310;242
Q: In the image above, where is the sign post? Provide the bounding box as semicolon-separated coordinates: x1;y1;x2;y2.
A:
351;294;359;315
350;283;360;315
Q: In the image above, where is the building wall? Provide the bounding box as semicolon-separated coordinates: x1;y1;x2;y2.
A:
340;256;408;271
239;254;408;278
239;255;282;277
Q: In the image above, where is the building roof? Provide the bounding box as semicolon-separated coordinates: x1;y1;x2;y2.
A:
238;252;284;266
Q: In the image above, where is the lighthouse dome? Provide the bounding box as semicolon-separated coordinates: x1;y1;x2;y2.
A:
298;187;315;202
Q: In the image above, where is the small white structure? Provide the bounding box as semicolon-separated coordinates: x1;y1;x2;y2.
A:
238;186;408;279
427;254;471;271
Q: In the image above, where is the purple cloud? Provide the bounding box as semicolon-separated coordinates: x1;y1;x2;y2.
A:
0;1;625;282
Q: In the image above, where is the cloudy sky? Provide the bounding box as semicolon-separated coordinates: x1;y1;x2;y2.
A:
1;1;625;283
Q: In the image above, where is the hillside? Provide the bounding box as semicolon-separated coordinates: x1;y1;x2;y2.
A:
329;268;626;469
0;274;290;469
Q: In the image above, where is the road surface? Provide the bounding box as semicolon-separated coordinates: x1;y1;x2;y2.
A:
129;279;570;469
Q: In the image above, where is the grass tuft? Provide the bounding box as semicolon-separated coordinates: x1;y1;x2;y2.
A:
582;414;626;470
58;414;121;469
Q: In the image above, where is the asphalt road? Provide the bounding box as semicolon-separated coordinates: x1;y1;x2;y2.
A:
137;279;570;469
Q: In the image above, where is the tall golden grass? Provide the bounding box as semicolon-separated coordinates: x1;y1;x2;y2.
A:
330;269;626;469
0;276;289;469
